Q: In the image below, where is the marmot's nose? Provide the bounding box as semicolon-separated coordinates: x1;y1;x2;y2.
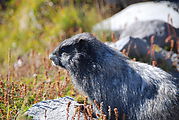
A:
49;54;56;61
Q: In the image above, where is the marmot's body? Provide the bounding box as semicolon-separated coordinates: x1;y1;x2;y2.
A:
49;33;179;120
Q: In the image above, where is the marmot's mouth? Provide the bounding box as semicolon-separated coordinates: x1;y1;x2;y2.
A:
49;54;65;68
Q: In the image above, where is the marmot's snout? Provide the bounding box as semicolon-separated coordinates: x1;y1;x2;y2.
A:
49;52;66;68
49;53;60;66
49;53;54;60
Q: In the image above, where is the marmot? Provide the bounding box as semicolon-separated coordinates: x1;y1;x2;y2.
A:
49;33;179;120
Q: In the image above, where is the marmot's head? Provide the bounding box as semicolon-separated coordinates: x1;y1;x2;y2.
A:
49;33;105;71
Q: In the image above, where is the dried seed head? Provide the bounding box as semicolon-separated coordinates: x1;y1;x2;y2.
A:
152;61;157;67
108;106;111;120
94;100;100;110
114;108;119;120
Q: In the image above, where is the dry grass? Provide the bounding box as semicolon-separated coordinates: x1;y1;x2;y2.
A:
0;43;77;119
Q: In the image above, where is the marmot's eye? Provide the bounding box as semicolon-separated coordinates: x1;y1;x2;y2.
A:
61;47;65;52
60;46;72;53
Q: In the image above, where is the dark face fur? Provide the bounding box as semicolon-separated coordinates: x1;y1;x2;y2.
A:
49;33;98;71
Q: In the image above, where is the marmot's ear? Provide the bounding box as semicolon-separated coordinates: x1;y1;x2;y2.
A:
76;38;88;50
77;37;86;42
77;38;87;46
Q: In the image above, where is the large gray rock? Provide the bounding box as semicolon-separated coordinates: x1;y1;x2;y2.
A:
93;1;179;32
106;36;179;71
120;20;179;52
27;97;90;120
103;20;179;71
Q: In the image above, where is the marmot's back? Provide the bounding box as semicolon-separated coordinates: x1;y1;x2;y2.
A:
127;60;179;120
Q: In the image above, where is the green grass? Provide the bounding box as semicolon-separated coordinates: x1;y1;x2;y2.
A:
0;0;102;64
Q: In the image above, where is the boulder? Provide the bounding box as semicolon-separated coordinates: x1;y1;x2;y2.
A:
93;1;179;32
106;36;179;71
119;20;179;52
26;97;92;120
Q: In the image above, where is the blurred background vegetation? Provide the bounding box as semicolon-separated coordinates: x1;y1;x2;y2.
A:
0;0;159;65
0;0;102;65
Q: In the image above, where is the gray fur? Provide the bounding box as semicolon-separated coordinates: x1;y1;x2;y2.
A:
49;33;179;120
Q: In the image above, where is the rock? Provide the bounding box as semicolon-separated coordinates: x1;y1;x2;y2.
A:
106;36;179;71
26;97;92;120
107;37;149;57
120;20;179;52
93;1;179;32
